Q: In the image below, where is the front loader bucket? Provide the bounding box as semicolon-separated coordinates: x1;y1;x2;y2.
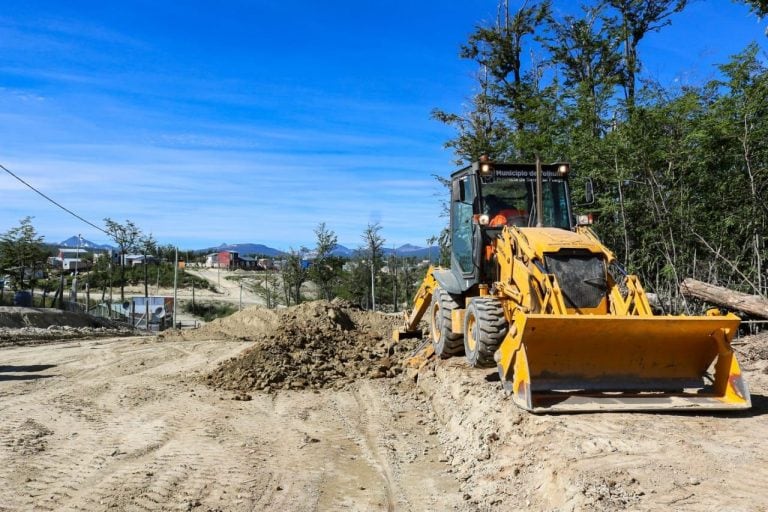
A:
496;314;750;413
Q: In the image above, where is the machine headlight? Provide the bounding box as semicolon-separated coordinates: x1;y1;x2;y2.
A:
479;155;493;175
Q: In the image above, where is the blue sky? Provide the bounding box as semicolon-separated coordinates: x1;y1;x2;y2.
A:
1;1;765;251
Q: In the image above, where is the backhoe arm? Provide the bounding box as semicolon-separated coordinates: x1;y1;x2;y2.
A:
392;266;438;341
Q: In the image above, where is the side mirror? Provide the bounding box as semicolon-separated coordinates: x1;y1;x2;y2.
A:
584;178;595;205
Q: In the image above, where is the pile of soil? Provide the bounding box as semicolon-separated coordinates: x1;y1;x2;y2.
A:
0;307;119;329
204;299;422;392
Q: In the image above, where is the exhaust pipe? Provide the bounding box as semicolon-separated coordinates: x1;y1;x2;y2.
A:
535;154;543;227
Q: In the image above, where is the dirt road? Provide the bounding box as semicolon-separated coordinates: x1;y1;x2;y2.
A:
2;331;767;511
185;268;266;307
0;336;462;511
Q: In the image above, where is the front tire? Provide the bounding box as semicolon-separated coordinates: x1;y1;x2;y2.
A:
430;287;464;358
464;297;508;368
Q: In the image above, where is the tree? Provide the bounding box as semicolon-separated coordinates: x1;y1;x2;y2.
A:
138;233;156;326
434;0;566;161
281;248;308;306
361;222;385;311
741;0;768;17
257;268;281;309
308;223;343;301
0;217;48;291
104;218;142;302
606;0;688;111
432;68;509;164
545;3;623;137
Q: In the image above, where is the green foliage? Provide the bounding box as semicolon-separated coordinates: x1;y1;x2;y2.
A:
742;0;768;17
335;259;371;307
433;1;768;309
361;222;385;310
309;223;343;301
182;301;236;322
103;218;142;301
281;248;308;306
251;270;282;309
0;217;50;290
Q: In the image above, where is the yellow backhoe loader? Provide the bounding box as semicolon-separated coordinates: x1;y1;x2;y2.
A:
395;158;750;412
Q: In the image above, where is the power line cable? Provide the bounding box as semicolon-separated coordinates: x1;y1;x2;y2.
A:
1;162;108;235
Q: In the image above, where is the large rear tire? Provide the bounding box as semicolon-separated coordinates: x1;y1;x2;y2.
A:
464;297;508;368
430;287;464;358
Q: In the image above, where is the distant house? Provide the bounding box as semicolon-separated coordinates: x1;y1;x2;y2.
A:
51;248;90;271
205;253;217;268
218;250;258;270
123;254;159;267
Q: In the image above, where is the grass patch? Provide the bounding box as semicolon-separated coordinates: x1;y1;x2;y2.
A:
182;301;237;322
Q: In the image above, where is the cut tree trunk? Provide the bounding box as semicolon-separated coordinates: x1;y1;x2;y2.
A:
680;278;768;319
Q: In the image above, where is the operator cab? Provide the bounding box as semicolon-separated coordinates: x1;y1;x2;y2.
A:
449;159;576;289
475;162;573;230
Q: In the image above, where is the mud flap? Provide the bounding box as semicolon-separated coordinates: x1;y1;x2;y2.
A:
496;313;751;413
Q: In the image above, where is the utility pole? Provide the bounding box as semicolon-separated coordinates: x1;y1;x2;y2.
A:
370;258;376;312
108;253;113;318
59;269;65;310
72;233;81;305
173;246;178;329
392;247;397;313
143;245;149;332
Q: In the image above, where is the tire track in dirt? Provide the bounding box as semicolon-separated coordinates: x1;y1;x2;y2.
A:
0;337;254;511
66;385;252;510
325;390;397;511
0;335;469;511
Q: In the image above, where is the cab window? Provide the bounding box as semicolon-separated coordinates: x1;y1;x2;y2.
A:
451;177;475;273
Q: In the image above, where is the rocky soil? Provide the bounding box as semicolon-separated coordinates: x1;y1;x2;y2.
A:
169;299;420;392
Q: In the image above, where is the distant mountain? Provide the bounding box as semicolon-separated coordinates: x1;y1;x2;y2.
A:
59;236;114;251
202;243;284;257
54;237;437;260
332;243;438;260
394;243;422;253
330;244;355;257
198;242;437;260
384;244;438;260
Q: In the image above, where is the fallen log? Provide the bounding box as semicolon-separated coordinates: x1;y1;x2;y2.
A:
680;278;768;319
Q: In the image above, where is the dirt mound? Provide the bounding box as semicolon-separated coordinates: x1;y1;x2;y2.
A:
167;305;282;341
205;299;420;392
0;306;137;345
0;307;119;329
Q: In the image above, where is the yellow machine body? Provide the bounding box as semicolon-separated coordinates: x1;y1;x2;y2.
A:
394;160;750;413
395;225;751;412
